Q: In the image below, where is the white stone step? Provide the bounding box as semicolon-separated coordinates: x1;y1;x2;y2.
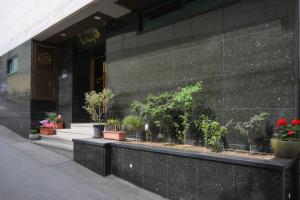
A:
56;128;94;136
71;123;96;129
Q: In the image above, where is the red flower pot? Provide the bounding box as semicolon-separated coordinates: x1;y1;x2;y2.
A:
55;123;63;129
103;131;126;141
40;127;55;135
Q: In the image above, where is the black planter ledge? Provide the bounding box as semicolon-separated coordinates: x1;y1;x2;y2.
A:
73;138;299;200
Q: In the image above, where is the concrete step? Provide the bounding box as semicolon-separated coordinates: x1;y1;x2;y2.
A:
33;140;73;159
71;123;96;129
56;128;94;136
33;139;73;152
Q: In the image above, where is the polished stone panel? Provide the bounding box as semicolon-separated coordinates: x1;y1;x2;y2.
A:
0;40;32;137
123;148;144;187
143;152;168;198
57;40;74;128
198;161;234;200
73;142;87;167
234;166;282;200
73;139;298;200
111;147;124;177
106;0;296;148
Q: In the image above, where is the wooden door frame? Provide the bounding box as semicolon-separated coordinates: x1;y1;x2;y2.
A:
89;55;106;91
31;40;57;101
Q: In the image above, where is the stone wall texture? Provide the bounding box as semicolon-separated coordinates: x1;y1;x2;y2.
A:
106;0;296;146
0;40;32;137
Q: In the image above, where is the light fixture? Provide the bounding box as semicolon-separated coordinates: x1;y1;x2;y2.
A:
60;33;67;37
94;15;101;20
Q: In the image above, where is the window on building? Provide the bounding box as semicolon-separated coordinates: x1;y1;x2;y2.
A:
138;0;240;33
7;56;18;75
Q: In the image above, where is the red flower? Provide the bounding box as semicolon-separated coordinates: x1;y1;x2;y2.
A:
276;118;287;127
288;130;295;136
291;119;300;125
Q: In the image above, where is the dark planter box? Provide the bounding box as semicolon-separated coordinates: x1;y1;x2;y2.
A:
73;139;298;200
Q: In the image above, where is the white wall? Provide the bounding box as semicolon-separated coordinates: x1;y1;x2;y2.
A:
0;0;96;56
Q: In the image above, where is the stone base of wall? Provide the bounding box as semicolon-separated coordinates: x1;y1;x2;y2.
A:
73;138;298;200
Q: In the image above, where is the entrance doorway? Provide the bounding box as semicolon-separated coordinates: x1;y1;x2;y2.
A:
73;44;106;122
90;56;106;93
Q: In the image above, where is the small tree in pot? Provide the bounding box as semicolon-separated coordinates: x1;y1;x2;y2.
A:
122;115;143;141
83;89;114;138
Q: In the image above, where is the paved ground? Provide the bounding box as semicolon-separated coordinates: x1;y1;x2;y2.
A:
0;125;166;200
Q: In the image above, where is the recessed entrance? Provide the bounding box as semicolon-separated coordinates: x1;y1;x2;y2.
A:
73;44;106;123
34;11;127;126
90;55;106;93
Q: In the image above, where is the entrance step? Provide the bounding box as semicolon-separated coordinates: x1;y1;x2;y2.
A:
33;139;73;159
60;123;97;135
56;128;94;136
33;127;94;159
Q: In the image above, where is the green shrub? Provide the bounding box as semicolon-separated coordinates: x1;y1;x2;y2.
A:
225;113;270;148
122;115;143;140
131;81;203;143
45;112;57;122
122;115;142;131
195;115;227;151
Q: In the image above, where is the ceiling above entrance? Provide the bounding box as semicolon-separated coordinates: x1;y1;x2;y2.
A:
45;12;120;44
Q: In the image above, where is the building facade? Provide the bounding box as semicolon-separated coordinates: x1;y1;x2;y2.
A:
0;0;299;149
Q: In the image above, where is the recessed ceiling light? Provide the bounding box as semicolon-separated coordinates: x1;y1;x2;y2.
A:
60;33;67;37
94;16;101;20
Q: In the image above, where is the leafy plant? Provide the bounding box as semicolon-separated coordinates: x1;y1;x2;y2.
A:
46;112;57;122
30;130;38;135
105;119;121;131
83;89;114;123
171;81;203;142
122;115;143;141
195;115;227;151
131;81;203;143
225;112;270;150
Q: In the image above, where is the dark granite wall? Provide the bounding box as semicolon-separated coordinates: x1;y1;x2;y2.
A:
57;40;74;128
106;0;296;146
111;146;285;200
0;40;32;137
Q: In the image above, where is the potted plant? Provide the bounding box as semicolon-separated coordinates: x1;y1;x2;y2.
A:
271;118;300;158
83;89;114;138
39;120;55;135
55;114;63;129
28;130;40;140
45;112;63;129
122;115;143;141
225;113;270;152
103;119;126;141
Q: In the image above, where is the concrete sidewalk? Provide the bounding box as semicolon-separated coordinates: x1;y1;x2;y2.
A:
0;125;166;200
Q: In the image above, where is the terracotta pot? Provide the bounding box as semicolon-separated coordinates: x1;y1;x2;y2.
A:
40;127;55;135
103;131;126;141
54;123;63;129
271;138;300;158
